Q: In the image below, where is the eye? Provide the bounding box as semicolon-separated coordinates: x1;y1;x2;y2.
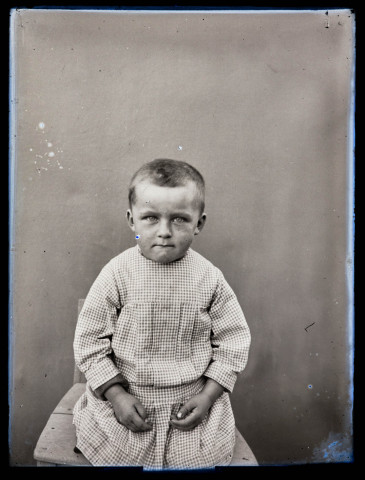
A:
143;216;158;223
172;217;186;224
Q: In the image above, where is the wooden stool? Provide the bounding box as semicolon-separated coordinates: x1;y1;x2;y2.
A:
34;300;258;467
34;382;258;467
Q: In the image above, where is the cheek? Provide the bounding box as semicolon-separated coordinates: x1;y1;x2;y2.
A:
175;228;195;243
134;224;155;243
134;222;149;234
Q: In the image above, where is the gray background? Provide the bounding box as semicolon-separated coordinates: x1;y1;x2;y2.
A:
9;9;354;466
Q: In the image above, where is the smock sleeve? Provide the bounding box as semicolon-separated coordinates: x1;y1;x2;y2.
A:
203;270;251;393
73;261;125;394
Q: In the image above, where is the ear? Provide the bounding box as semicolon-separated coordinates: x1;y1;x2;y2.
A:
126;209;136;232
194;213;207;236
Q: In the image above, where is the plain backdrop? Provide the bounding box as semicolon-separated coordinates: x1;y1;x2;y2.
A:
9;9;354;466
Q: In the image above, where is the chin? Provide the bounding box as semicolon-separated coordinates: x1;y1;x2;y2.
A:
153;249;185;264
154;253;178;263
140;244;189;264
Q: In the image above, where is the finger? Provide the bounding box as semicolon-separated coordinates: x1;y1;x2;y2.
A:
127;423;138;432
170;410;189;421
134;402;148;421
131;413;153;432
132;422;153;432
176;399;196;420
116;413;151;432
117;417;135;431
170;411;200;430
115;414;128;426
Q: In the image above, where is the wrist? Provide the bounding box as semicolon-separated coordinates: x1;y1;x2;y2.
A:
199;391;215;407
201;378;224;404
104;383;128;402
94;373;129;400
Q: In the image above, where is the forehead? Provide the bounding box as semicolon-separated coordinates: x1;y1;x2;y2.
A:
133;180;200;212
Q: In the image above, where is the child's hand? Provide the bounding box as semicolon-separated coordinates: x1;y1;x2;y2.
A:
105;385;153;433
170;379;224;431
169;392;213;431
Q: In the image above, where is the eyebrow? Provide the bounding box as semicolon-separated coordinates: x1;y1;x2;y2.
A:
138;209;193;219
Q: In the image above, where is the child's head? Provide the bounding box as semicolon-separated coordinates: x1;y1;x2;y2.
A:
128;158;205;215
126;159;207;263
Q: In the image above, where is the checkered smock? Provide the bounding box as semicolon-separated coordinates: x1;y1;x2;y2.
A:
73;246;251;469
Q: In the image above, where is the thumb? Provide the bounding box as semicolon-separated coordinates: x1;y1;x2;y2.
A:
177;399;195;419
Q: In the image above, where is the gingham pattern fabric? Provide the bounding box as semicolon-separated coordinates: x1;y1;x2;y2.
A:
73;246;251;469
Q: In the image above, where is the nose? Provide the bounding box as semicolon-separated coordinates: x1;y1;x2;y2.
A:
157;219;172;238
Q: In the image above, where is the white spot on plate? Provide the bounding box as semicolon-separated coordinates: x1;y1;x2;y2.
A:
178;145;183;150
47;142;53;147
48;152;55;158
38;122;45;130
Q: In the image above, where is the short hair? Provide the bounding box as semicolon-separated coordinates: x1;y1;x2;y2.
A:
128;159;205;214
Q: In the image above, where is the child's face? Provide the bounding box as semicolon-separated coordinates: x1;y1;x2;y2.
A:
126;180;206;263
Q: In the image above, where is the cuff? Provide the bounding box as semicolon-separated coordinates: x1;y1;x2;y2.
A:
84;357;122;392
203;361;238;393
94;373;129;400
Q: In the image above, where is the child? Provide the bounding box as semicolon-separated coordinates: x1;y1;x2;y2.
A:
73;159;251;469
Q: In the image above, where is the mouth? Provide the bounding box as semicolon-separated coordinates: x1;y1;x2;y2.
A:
153;244;174;248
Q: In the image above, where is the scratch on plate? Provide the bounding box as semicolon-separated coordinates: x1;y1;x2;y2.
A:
305;322;315;332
